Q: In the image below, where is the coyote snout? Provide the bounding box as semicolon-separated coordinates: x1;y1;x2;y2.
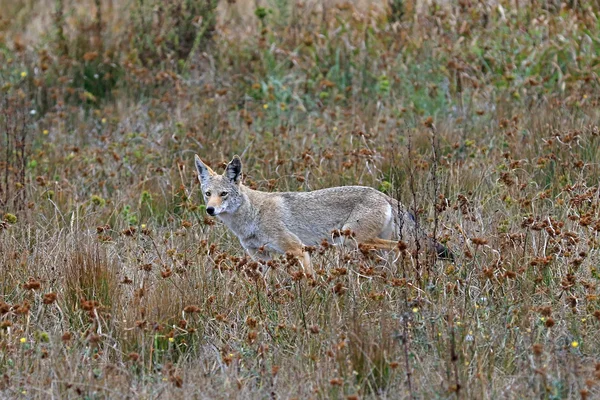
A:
195;154;452;277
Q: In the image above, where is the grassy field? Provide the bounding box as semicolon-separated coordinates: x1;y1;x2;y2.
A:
1;0;600;398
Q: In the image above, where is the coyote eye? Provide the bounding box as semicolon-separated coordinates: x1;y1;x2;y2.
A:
205;191;211;197
220;191;228;197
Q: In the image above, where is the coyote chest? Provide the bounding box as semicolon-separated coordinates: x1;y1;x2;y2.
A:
216;210;265;251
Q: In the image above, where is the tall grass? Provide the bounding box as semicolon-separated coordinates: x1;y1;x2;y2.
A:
1;0;600;398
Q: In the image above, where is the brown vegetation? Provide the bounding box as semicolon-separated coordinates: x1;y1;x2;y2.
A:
1;0;600;398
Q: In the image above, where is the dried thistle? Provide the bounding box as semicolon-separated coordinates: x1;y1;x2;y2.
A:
42;292;57;304
23;278;41;290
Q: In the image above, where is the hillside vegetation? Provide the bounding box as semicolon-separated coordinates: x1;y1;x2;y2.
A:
1;0;600;398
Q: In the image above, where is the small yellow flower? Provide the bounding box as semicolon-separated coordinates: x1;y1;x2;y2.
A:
333;126;338;131
456;321;462;326
168;337;175;343
571;341;579;348
141;224;147;229
101;118;107;124
20;337;26;344
412;307;418;313
581;318;586;323
263;104;268;109
43;129;49;135
20;71;27;78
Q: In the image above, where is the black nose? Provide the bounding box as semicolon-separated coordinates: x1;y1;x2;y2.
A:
206;207;215;216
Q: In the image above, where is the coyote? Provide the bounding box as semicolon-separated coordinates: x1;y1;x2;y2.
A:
195;155;451;277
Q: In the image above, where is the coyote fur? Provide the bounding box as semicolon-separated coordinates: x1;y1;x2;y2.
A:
195;155;451;277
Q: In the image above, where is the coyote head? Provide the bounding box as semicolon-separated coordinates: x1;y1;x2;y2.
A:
194;155;243;216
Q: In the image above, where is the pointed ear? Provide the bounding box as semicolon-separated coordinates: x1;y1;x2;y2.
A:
194;154;215;186
224;155;242;184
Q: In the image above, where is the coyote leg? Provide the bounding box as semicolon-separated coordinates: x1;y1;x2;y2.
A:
245;248;271;275
300;250;314;277
292;248;314;277
281;242;314;278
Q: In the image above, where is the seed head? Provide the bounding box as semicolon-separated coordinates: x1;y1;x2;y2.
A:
43;292;57;304
183;305;201;313
471;237;488;246
23;278;41;290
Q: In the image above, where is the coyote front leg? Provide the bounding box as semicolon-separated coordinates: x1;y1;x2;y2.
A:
245;247;271;274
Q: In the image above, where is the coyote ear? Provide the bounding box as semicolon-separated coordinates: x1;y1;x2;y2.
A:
225;155;242;184
195;154;215;186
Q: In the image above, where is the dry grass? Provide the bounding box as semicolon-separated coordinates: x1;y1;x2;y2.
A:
1;0;600;398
